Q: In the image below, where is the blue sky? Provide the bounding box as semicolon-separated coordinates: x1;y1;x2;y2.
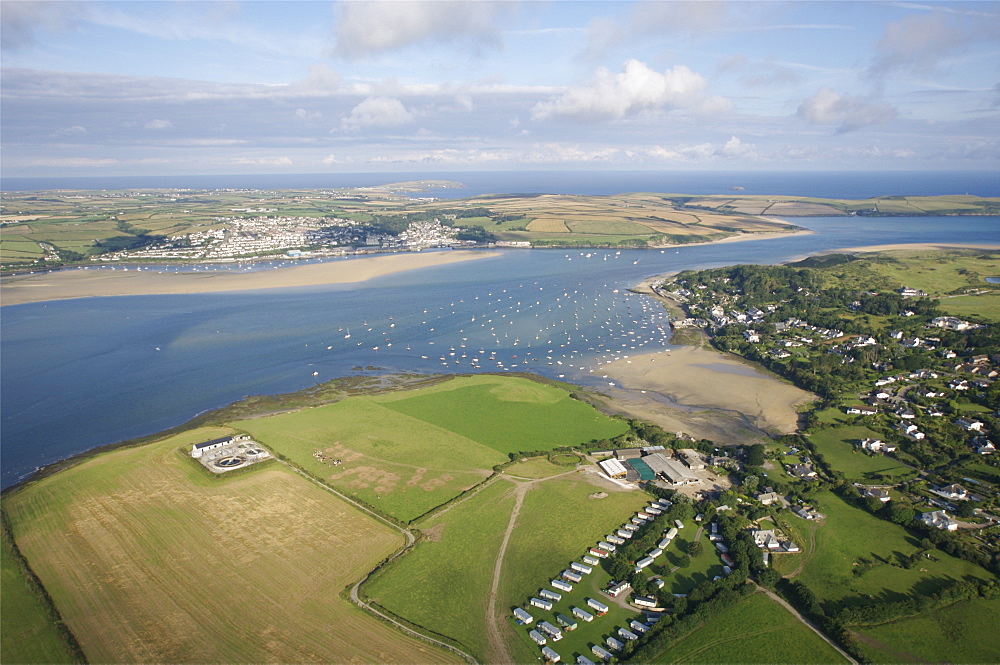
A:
2;0;998;176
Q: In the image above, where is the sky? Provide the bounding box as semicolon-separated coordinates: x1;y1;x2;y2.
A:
2;0;998;177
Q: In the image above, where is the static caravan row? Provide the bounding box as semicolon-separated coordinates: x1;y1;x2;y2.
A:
618;628;639;641
592;644;613;661
634;556;654;570
555;614;578;631
562;570;583;584
514;607;534;624
664;527;679;540
629;620;649;634
715;542;729;553
632;595;658;608
552;579;573;593
539;589;562;602
606;636;624;651
646;507;662;515
615;529;633;539
576;656;596;665
538;621;563;641
653;500;672;510
583;555;601;566
570;562;593;575
621;523;639;533
541;645;561;662
636;511;651;520
606;534;625;545
529;629;547;645
597;541;616;552
631;517;646;526
588;548;609;559
571;606;594;622
530;597;553;611
657;537;672;549
674;519;685;529
587;597;609;614
647;547;663;558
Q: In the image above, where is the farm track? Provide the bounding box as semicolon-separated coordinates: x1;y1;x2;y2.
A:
276;458;478;665
485;469;580;664
758;586;858;665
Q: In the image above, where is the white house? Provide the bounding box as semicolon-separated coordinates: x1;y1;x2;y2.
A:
921;510;959;531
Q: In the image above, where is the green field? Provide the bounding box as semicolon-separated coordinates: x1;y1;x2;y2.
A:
808;426;914;481
364;479;516;661
236;375;629;522
3;427;456;664
795;491;995;608
939;291;1000;321
650;591;848;663
853;596;1000;663
0;523;79;664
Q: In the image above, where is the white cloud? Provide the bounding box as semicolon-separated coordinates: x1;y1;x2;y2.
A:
797;88;897;132
340;97;414;131
53;125;88;137
233;156;293;166
332;0;511;59
531;60;731;122
144;118;174;130
1;0;87;52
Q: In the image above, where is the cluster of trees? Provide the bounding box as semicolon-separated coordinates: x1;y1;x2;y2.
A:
834;579;997;626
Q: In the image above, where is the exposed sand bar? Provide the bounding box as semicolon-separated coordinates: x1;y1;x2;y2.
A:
600;346;815;438
1;250;498;306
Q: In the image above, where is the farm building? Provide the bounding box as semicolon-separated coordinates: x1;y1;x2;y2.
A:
570;562;593;575
587;598;609;614
614;448;643;460
514;607;534;624
529;630;547;646
190;435;247;458
597;458;628;479
624;457;656;481
606;636;624;651
539;621;563;640
572;606;594;622
643;452;699;485
592;644;613;661
677;448;706;470
562;570;583;583
583;555;601;566
541;646;561;662
618;627;639;641
552;579;573;592
530;597;554;611
634;556;654;570
555;614;578;630
632;595;658;608
539;589;562;602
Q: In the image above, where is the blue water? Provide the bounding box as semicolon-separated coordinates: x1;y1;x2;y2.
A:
3;170;999;199
2;212;999;488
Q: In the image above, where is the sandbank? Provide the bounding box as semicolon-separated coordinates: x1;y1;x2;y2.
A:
654;227;814;250
599;345;815;439
1;250;497;306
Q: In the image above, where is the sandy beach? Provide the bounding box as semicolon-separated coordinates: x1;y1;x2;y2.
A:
599;345;815;440
0;250;498;306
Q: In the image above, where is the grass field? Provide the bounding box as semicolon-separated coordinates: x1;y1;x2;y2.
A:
853;596;1000;663
506;457;577;479
0;523;78;664
808;426;914;481
650;591;848;663
364;479;517;661
795;491;995;609
4;427;457;664
644;525;724;595
939;292;1000;321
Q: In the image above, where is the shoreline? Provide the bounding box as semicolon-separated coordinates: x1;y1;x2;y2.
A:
0;250;498;306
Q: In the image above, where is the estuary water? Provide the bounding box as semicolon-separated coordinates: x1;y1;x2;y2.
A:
2;214;998;488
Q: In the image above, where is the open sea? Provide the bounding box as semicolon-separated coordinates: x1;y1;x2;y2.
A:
2;171;999;488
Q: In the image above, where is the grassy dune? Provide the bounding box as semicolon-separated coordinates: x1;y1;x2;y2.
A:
4;427;456;664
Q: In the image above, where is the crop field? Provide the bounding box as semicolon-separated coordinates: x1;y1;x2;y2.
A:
526;217;570;233
853;596;1000;663
3;427;455;664
364;479;516;661
376;375;630;455
808;426;914;481
0;524;77;664
794;491;995;608
649;591;848;663
235;397;504;522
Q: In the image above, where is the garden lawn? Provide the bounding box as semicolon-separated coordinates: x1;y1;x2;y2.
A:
853;596;1000;664
652;591;848;663
795;491;996;609
809;426;914;481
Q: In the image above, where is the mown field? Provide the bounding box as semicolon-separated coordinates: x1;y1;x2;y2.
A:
650;591;848;663
3;427;456;664
808;425;915;481
642;525;724;595
852;596;1000;663
236;375;629;522
793;491;996;608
